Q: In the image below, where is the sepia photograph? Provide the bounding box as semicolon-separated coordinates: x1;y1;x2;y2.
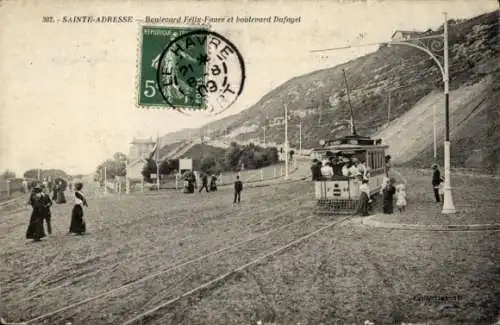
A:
0;0;498;324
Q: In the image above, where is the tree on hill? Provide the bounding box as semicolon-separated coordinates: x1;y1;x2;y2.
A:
159;159;179;175
1;169;16;180
23;168;69;180
95;152;128;182
141;158;157;182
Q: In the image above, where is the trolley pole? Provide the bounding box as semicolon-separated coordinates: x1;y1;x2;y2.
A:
441;12;456;214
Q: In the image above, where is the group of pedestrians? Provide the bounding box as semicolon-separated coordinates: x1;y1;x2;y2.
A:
182;170;244;205
198;172;244;205
197;173;219;193
25;181;88;242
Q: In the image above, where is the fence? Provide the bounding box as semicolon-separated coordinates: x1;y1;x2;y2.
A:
112;160;298;192
0;178;33;202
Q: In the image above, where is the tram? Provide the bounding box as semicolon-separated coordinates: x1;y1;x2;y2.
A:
312;68;390;215
312;135;388;214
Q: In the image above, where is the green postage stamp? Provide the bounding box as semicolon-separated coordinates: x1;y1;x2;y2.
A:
137;26;246;113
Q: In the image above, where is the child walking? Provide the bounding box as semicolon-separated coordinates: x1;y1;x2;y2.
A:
439;176;445;203
395;183;407;213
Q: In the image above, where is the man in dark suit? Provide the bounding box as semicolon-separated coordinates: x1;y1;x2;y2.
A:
233;176;243;204
431;164;442;202
199;173;210;192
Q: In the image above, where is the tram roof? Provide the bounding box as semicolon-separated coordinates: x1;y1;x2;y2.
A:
313;135;388;151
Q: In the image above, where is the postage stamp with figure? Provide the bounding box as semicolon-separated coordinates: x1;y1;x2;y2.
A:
138;26;246;114
137;26;199;108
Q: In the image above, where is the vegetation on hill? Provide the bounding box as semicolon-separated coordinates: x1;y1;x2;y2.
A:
1;169;16;180
159;10;499;172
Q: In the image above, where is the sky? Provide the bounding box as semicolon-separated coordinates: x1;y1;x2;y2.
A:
0;0;497;176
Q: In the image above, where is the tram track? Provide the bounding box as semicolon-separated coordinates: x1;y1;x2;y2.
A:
18;196;311;304
7;183;316;321
122;215;354;325
27;211;349;325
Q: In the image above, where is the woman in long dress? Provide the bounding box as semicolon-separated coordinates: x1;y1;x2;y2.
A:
209;175;218;192
382;178;396;214
26;185;46;241
52;182;58;201
355;179;371;216
69;182;88;235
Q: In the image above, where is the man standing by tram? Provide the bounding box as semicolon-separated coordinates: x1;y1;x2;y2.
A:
311;159;321;181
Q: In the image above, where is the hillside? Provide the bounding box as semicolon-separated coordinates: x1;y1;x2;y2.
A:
160;10;499;171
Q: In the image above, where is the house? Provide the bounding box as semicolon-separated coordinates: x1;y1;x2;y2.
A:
391;30;424;41
128;137;156;161
127;137;156;180
126;157;148;180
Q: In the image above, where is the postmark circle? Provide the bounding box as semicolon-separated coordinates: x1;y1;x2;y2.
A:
156;29;246;115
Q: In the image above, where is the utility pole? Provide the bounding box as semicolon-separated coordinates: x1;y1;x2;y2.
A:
38;162;43;181
124;158;130;195
387;91;392;123
104;166;108;195
299;122;302;153
284;103;289;180
156;133;160;191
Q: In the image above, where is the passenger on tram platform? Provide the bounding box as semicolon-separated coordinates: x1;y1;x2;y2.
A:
341;157;351;176
349;157;369;181
320;160;334;179
348;158;362;177
332;156;344;176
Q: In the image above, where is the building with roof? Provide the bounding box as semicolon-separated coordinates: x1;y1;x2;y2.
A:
391;30;424;41
127;137;156;180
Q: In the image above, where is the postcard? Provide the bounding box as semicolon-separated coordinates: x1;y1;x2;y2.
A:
0;1;498;324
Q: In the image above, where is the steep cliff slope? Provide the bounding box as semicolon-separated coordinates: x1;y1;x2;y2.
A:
161;10;499;171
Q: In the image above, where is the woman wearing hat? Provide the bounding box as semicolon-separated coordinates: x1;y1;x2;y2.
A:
26;185;46;241
69;182;88;235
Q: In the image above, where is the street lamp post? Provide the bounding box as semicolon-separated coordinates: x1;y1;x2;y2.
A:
311;12;455;214
388;14;455;213
441;12;456;214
